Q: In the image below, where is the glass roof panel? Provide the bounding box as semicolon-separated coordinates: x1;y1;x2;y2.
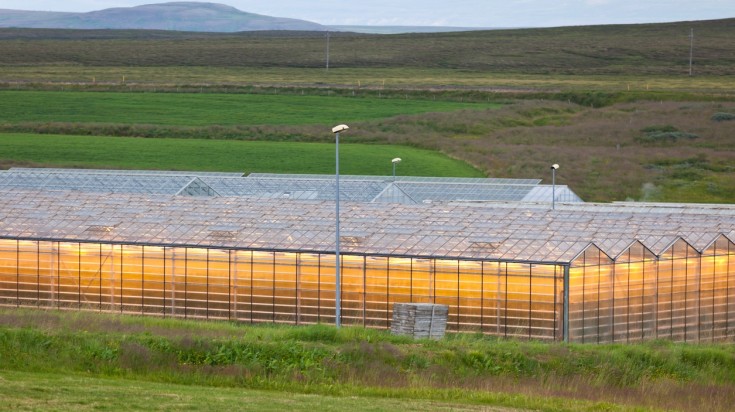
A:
0;188;733;263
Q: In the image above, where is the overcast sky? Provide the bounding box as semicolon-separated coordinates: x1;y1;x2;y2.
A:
2;0;734;27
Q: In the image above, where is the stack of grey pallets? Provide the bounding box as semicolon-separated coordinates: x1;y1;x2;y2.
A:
390;303;449;340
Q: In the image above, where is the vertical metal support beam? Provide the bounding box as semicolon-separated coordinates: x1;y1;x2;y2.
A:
230;251;240;321
119;245;124;313
386;257;391;328
56;242;61;309
296;253;300;325
249;251;254;324
504;262;508;337
528;264;533;339
163;248;167;317
78;242;81;308
480;261;485;331
15;239;19;307
362;255;367;327
141;245;145;315
456;260;460;331
184;248;188;319
553;265;558;340
727;242;732;338
496;262;501;336
36;241;40;307
684;246;689;342
317;254;321;323
640;253;645;341
99;243;102;311
563;264;570;343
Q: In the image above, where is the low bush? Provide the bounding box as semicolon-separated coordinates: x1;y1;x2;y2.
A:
711;112;735;121
636;125;699;144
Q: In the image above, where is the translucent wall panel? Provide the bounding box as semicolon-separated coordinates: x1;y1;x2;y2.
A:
567;237;735;343
701;235;735;341
658;239;700;342
0;239;564;340
568;246;614;343
612;243;657;343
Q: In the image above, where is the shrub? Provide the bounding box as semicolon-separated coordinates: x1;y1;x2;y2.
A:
711;112;735;122
636;125;699;144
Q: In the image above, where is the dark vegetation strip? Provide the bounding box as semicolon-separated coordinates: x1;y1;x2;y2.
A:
0;308;734;412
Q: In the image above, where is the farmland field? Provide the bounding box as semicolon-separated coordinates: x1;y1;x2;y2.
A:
0;90;500;126
0;133;483;176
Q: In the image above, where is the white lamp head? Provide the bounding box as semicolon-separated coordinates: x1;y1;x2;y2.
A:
392;157;402;164
551;164;559;170
332;124;349;133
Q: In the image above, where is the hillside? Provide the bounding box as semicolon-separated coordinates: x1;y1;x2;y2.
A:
0;18;733;76
0;2;325;32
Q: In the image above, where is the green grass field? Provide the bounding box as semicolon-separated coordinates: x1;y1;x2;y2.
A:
0;133;484;176
0;90;499;126
0;370;520;412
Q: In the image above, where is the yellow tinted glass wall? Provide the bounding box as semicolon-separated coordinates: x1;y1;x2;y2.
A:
0;239;563;340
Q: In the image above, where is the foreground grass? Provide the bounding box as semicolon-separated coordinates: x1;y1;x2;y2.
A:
0;308;734;412
0;370;524;412
0;133;483;176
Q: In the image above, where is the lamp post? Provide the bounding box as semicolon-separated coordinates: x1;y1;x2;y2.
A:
551;164;559;210
332;124;348;328
391;157;401;180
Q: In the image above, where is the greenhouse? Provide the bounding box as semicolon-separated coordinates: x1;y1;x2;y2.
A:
0;168;583;204
0;185;733;343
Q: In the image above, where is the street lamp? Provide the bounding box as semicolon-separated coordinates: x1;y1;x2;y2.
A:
332;124;348;328
551;164;559;210
391;157;401;180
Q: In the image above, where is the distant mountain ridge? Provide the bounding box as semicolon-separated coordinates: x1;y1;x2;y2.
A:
0;2;326;32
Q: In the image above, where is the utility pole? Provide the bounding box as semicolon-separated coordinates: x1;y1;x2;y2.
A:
689;28;694;76
325;31;330;71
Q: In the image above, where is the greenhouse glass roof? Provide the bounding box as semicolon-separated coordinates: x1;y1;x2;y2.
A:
0;188;731;264
0;169;579;204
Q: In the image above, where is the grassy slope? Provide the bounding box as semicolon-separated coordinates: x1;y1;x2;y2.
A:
1;308;734;412
0;133;483;176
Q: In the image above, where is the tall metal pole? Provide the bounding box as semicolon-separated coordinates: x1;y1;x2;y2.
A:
335;130;340;328
551;165;558;210
332;124;348;328
689;28;694;77
326;31;330;72
552;168;556;210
